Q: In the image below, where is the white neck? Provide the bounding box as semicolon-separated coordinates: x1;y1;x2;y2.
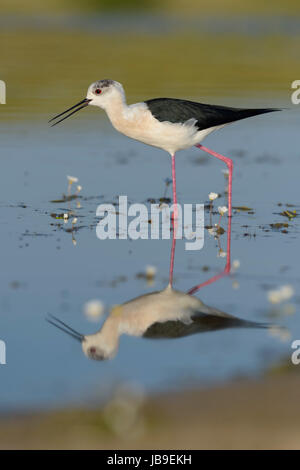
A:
94;312;122;358
104;88;128;122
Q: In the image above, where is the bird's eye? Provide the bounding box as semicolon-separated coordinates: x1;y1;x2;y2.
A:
95;89;102;95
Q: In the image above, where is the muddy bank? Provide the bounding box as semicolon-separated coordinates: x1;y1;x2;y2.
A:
1;371;300;449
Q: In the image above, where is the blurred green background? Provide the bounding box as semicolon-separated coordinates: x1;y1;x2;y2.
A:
1;0;300;120
3;0;300;14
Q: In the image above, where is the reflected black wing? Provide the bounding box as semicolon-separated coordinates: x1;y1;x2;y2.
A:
143;312;266;339
145;98;279;131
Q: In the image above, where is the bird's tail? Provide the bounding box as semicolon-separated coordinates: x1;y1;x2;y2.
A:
232;107;281;121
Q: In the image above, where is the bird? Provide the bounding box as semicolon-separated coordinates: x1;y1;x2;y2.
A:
49;79;279;218
47;288;269;361
47;216;274;361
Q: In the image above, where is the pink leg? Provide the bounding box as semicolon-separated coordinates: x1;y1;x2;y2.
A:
195;144;233;217
169;229;176;287
169;154;178;287
187;216;232;295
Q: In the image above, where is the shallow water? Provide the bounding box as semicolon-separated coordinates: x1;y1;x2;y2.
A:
0;10;300;412
0;103;299;412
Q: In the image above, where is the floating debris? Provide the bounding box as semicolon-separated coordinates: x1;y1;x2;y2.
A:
233;206;253;212
207;224;225;237
268;325;291;342
231;259;240;273
267;285;294;304
50;194;79;203
217;249;226;258
218;206;228;216
216;226;225;235
208;192;219;226
136;265;157;285
159;197;171;204
50;212;67;220
84;299;105;322
67;175;78;184
145;265;157;282
66;175;81;199
279;210;297;219
208;192;219;201
270;223;289;229
217;206;228;227
207;226;218;237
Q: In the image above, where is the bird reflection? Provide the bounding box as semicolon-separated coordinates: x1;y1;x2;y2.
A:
47;216;268;361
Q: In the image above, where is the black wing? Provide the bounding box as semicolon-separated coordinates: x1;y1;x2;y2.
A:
143;314;267;339
145;98;279;131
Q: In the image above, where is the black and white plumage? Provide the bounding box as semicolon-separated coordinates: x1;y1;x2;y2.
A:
49;79;280;221
49;80;279;155
47;286;269;361
145;97;278;132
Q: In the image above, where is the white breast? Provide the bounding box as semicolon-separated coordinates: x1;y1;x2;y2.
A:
106;102;221;155
115;288;207;337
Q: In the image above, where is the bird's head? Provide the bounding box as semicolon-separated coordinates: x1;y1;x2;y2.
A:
86;79;124;110
81;334;117;361
49;79;124;126
46;314;118;361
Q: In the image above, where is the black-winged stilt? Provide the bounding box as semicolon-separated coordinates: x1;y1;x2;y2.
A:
47;296;268;360
46;216;270;361
50;79;279;218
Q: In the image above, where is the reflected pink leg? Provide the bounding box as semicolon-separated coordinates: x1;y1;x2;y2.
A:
195;144;233;217
187;216;232;295
169;154;178;287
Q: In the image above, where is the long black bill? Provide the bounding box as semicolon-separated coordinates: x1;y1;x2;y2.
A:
49;98;91;127
46;313;84;342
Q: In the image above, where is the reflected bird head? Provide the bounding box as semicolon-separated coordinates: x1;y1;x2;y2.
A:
46;314;117;361
81;334;117;361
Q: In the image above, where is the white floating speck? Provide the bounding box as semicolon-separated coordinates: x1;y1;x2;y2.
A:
84;299;105;321
145;265;157;279
267;285;294;304
218;249;227;258
218;206;228;216
67;175;78;184
208;192;218;201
